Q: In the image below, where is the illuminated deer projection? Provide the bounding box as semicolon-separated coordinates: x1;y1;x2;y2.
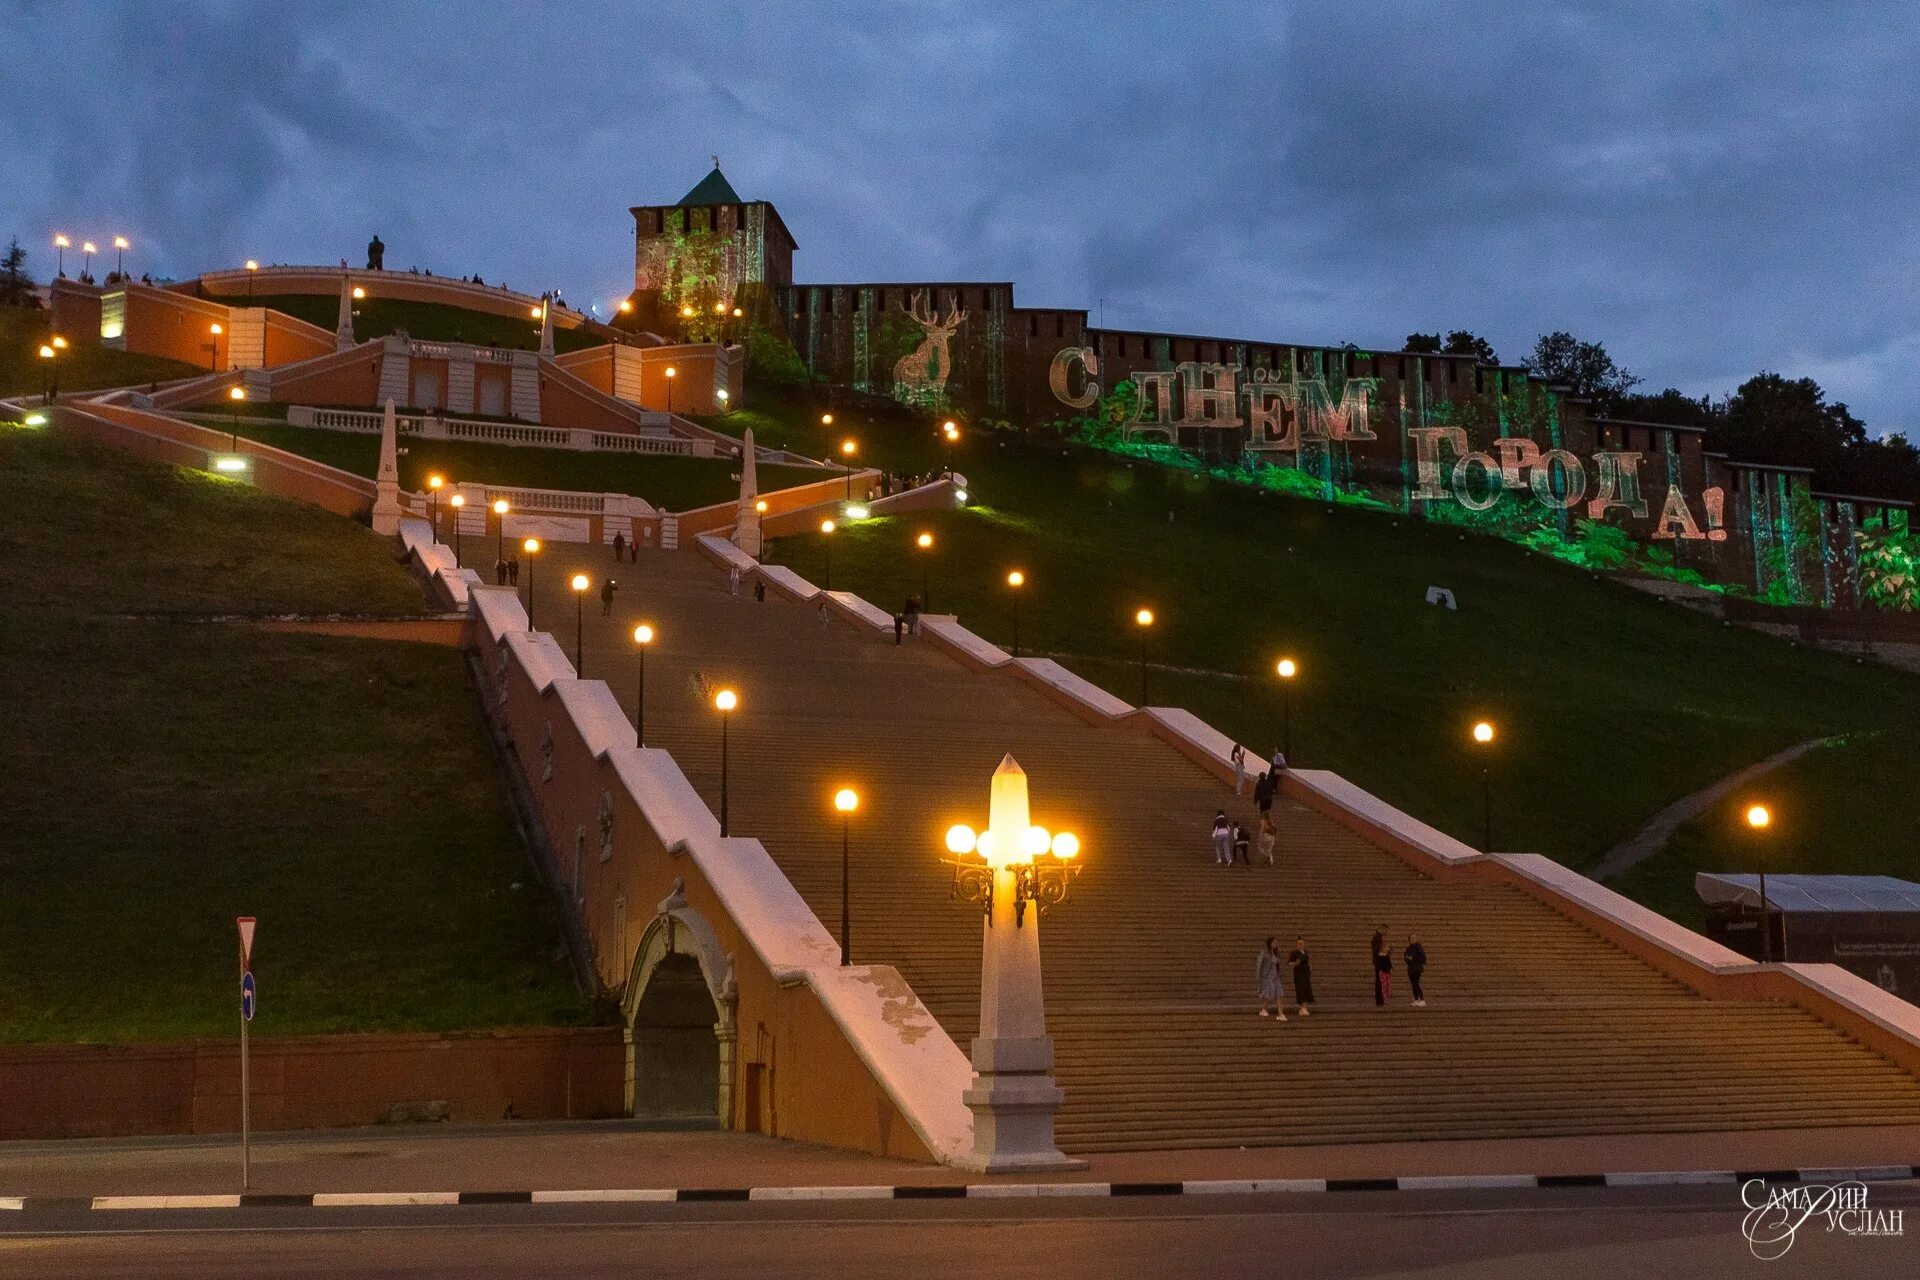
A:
893;289;968;406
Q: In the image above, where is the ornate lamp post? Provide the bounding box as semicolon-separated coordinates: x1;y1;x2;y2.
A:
520;538;541;629
1275;657;1298;760
1746;803;1775;963
915;531;934;610
569;573;590;673
941;419;960;475
713;688;738;835
1133;608;1155;705
819;518;836;591
1471;720;1496;852
834;787;859;966
448;493;465;563
941;755;1082;1171
1005;570;1025;657
631;624;654;746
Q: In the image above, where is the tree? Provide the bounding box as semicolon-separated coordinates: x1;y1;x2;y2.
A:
1525;331;1642;407
1403;332;1441;353
1714;372;1865;480
0;237;38;308
1611;387;1723;430
1443;330;1499;365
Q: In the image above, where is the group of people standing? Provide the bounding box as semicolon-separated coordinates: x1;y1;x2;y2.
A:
1256;929;1429;1020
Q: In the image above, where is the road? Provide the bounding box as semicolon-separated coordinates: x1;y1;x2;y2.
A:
4;1183;1913;1278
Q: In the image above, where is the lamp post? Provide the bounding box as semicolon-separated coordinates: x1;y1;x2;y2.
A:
427;474;444;540
492;498;510;566
631;624;654;746
664;364;676;416
521;538;541;629
207;322;223;372
1275;657;1298;760
227;385;246;450
939;756;1081;1171
81;241;96;281
840;438;859;501
834;787;859;966
819;519;836;591
941;420;960;475
38;343;55;403
1006;570;1025;657
1471;720;1496;853
570;573;589;674
1133;608;1155;705
915;531;934;610
713;688;738;836
1746;803;1775;963
114;236;129;279
448;493;465;563
53;233;68;278
245;259;258;300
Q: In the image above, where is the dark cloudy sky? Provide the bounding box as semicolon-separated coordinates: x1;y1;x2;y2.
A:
5;1;1915;432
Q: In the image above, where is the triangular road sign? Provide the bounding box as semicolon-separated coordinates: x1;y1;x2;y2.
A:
237;917;256;968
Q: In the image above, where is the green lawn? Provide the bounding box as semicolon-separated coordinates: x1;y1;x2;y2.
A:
732;386;1920;910
0;424;591;1042
211;292;604;354
209;419;825;512
0;304;204;398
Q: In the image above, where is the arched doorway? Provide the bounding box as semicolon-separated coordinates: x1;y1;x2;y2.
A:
622;884;736;1124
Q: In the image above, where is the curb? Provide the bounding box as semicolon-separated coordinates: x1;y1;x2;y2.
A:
8;1166;1917;1212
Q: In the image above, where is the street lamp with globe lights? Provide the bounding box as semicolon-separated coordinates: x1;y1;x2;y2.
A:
941;419;960;473
491;498;510;565
833;787;860;965
520;538;541;629
1471;720;1497;852
53;233;69;278
915;531;935;610
1745;803;1777;962
38;343;60;402
1275;657;1299;760
206;322;223;371
819;518;836;590
426;474;444;540
226;384;246;449
569;573;590;673
244;259;259;298
1006;570;1026;657
630;624;654;746
113;236;130;278
663;365;677;416
1133;608;1156;705
713;688;739;835
81;241;96;280
448;493;465;562
840;438;858;500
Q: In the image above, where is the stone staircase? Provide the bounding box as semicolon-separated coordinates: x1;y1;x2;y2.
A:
555;547;1920;1152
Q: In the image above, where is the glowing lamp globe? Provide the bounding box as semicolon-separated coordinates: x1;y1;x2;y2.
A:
492;499;510;516
833;788;859;814
427;474;444;491
946;824;978;855
570;573;589;592
1746;804;1772;831
1473;721;1495;745
352;286;366;300
1276;658;1297;680
713;688;738;713
229;386;245;402
820;519;836;535
449;494;465;509
1007;570;1024;588
522;537;540;554
632;623;654;645
1022;826;1052;858
1051;832;1080;859
917;532;934;549
1135;608;1155;628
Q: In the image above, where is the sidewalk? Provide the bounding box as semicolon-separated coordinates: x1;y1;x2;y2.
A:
5;1120;1918;1199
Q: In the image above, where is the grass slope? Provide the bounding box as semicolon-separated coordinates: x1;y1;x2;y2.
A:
0;305;203;398
719;388;1920;908
200;419;823;511
212;292;603;354
0;425;590;1042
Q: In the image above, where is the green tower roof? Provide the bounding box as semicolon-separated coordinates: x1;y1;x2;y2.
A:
679;166;743;206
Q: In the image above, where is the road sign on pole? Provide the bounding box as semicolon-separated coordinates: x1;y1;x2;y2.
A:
241;971;256;1022
236;918;255;1191
237;916;256;968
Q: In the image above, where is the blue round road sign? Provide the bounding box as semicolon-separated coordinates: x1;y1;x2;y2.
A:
241;971;256;1022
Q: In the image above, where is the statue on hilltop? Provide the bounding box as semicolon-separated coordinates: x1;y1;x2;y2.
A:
366;235;385;271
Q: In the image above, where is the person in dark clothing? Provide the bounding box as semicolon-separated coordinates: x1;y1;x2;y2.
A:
1254;770;1274;816
506;555;519;585
1404;934;1428;1008
1371;926;1392;1007
1231;823;1251;866
1288;937;1314;1017
753;578;766;603
601;578;617;616
494;556;508;586
613;531;626;560
903;595;922;636
893;613;904;645
367;235;384;270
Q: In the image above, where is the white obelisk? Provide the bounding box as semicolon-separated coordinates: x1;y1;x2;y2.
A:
733;428;762;560
958;755;1078;1171
371;397;402;535
335;272;355;352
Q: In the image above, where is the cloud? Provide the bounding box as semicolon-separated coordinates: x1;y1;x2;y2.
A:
2;0;1913;432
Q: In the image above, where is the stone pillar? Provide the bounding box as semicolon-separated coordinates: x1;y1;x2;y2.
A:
371;397;403;535
335;272;355;352
538;294;555;358
732;427;762;559
958;755;1079;1171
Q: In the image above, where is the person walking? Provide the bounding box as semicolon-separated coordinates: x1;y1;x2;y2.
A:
729;565;742;596
613;530;626;560
1404;933;1428;1008
494;556;508;586
1257;937;1289;1020
1211;810;1233;866
1230;744;1246;796
1371;926;1392;1008
507;554;519;586
1232;822;1251;866
1288;937;1314;1016
904;595;922;636
600;578;617;617
753;578;766;603
1256;812;1277;865
1252;768;1271;815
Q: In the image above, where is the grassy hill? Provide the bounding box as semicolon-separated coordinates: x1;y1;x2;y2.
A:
212;292;604;354
0;421;590;1042
0;304;203;398
715;385;1920;914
